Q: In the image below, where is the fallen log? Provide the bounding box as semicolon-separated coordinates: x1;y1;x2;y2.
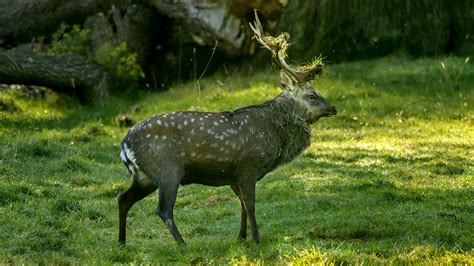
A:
0;0;113;45
0;50;109;103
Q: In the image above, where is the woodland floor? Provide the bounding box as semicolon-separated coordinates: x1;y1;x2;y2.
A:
1;56;473;264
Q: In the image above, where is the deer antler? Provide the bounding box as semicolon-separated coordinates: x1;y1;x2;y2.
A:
249;9;324;84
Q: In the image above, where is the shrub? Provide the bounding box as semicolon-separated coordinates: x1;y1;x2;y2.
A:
48;24;144;90
48;24;92;58
94;42;145;89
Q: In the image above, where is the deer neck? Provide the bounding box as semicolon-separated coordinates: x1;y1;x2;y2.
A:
265;92;311;164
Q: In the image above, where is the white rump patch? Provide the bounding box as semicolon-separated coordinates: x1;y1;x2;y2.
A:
120;143;139;176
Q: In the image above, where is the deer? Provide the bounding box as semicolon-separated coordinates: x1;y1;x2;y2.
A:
118;11;337;245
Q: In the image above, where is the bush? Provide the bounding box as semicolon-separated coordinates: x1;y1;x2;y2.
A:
48;24;92;58
94;42;145;88
48;24;144;90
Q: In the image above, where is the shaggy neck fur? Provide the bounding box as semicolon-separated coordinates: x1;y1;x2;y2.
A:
235;91;311;166
268;92;311;164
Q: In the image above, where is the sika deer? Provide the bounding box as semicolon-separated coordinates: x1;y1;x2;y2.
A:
118;11;336;245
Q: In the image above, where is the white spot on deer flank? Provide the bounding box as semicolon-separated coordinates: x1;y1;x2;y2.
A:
161;136;167;140
146;134;151;138
213;121;219;126
157;120;162;126
164;122;169;127
177;124;182;129
191;118;195;122
191;152;196;157
183;120;188;126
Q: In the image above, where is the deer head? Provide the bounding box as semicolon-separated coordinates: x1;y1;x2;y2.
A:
249;10;337;123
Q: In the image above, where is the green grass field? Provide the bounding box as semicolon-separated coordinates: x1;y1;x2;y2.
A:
1;56;473;264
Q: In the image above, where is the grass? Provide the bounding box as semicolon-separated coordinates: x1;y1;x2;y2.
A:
1;56;473;264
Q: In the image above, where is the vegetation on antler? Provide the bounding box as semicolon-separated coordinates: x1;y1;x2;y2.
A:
250;10;325;83
300;56;325;75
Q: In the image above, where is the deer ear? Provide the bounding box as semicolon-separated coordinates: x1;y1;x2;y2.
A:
279;70;298;92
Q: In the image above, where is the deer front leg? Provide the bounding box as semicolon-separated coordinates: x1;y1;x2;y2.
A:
238;181;259;244
231;185;247;241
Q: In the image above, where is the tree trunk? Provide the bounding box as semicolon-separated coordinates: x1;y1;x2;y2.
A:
0;50;109;103
0;0;112;45
149;0;285;57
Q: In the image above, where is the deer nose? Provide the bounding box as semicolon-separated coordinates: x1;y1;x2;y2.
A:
328;104;337;115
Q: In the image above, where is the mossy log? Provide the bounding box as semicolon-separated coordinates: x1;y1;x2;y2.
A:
0;50;109;103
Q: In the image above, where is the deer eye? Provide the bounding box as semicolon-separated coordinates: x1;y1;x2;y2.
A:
308;94;317;100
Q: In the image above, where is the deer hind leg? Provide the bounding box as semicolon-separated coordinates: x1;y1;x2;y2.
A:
231;185;247;241
154;169;185;245
118;177;157;244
